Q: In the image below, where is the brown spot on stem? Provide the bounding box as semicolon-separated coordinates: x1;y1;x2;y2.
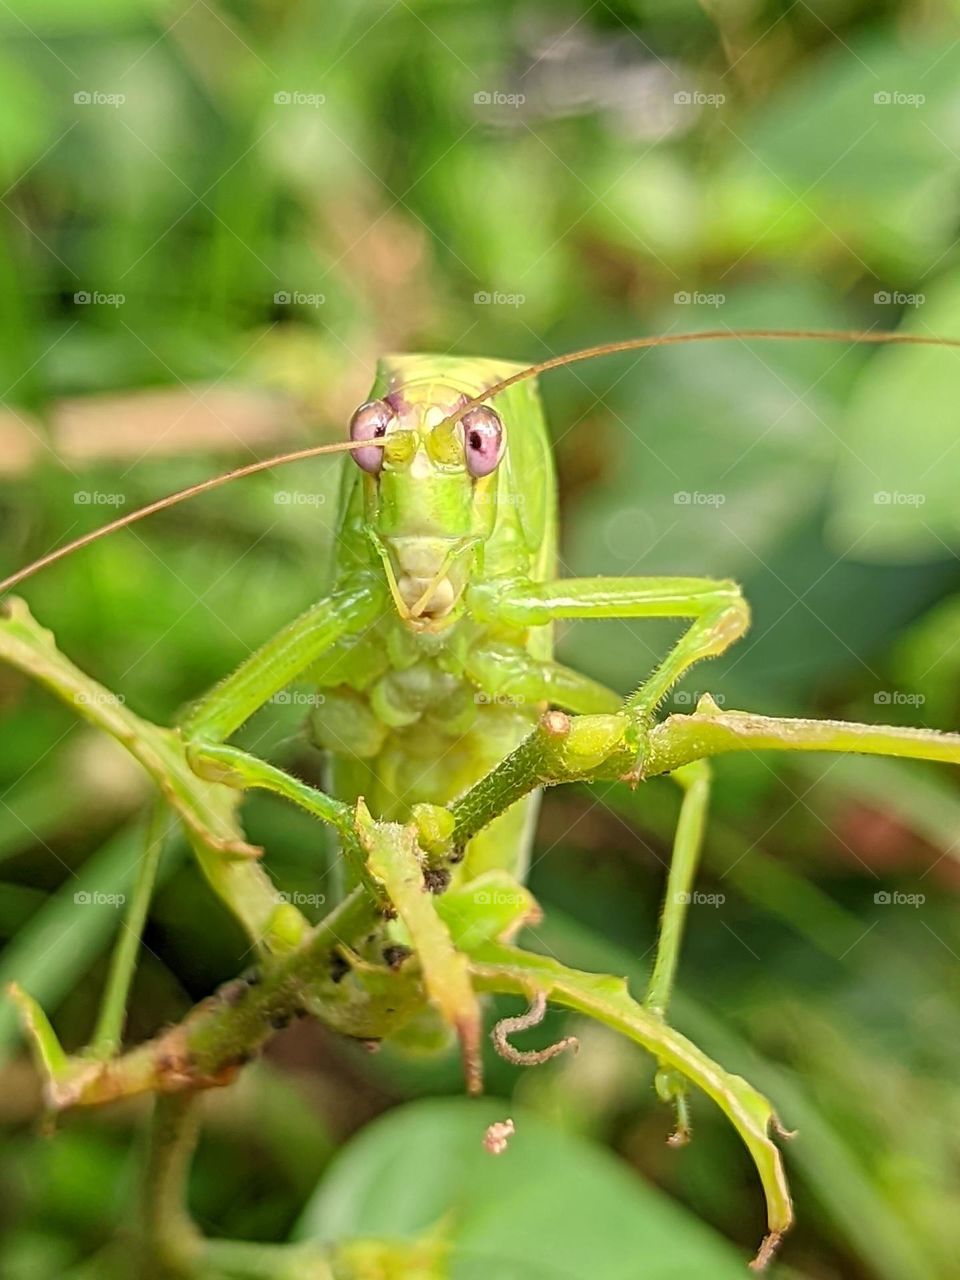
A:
541;710;571;739
423;866;451;894
382;943;412;970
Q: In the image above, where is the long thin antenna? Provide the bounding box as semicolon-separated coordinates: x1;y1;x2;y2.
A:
5;328;960;594
0;437;385;595
446;327;960;423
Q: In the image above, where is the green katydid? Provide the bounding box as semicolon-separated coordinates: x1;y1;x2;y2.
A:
5;326;960;1273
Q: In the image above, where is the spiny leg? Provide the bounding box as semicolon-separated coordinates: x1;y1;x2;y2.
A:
467;574;748;737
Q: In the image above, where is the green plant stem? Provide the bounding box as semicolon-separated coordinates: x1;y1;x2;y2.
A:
450;700;960;848
140;1092;202;1279
31;888;389;1109
91;803;171;1058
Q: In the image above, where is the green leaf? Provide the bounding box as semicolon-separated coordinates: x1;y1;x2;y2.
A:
828;269;960;560
296;1097;755;1280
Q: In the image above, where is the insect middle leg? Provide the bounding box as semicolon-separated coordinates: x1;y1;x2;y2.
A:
467;575;741;1016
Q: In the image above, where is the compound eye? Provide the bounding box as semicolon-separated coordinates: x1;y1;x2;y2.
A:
462;406;504;478
349;400;395;474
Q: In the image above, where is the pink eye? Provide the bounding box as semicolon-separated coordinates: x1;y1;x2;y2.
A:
462;406;504;478
349;400;395;474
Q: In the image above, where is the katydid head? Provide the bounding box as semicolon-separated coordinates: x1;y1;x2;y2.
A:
348;380;507;625
5;328;960;601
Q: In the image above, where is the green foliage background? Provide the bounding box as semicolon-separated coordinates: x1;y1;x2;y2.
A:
1;2;960;1277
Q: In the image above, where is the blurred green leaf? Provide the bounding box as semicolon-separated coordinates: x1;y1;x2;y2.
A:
296;1097;756;1279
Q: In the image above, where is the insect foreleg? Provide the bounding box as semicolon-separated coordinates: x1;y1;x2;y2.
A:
182;579;386;746
468;574;748;735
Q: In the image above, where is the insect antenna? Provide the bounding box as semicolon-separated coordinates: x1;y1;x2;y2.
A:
5;327;960;594
444;327;960;423
0;437;388;595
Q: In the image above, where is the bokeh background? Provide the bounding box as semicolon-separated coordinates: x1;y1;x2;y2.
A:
2;2;960;1277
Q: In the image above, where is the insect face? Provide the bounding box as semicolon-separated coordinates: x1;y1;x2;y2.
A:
348;383;505;624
